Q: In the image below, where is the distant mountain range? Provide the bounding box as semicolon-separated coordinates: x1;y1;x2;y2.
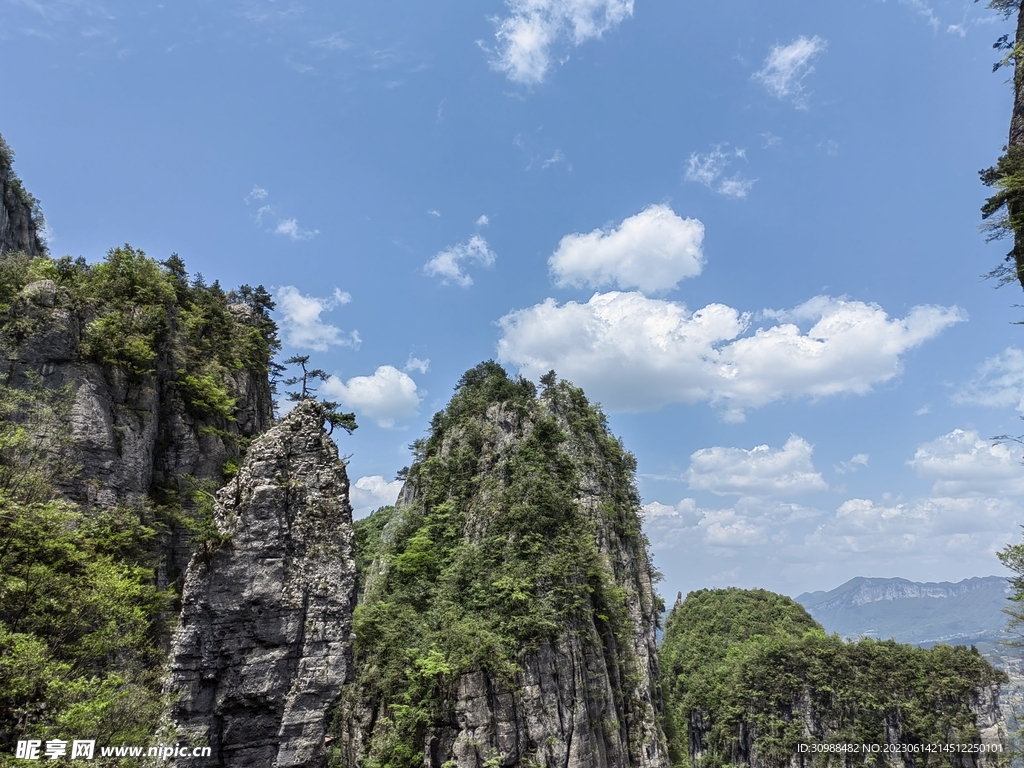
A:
796;576;1012;648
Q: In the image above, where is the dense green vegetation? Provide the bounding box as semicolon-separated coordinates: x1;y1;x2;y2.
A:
0;246;282;763
334;362;655;768
0;247;278;409
0;379;167;765
661;588;1007;768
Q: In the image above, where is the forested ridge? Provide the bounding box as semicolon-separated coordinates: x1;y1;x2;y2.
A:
660;589;1006;768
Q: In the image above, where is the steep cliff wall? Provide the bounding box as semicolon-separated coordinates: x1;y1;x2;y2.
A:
0;249;276;590
167;400;356;768
0;135;45;257
662;589;1008;768
337;363;668;768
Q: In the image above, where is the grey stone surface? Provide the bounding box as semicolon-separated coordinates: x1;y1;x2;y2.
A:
0;285;274;589
0;142;45;257
167;400;357;768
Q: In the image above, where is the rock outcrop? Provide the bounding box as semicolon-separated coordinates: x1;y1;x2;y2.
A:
338;363;668;768
167;400;356;768
0;135;45;257
0;265;275;592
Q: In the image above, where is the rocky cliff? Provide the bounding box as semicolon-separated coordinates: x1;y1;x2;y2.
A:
337;363;668;768
0;248;276;592
0;135;45;257
167;400;357;768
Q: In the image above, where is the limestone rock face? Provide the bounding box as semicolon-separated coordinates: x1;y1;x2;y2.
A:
167;400;357;768
0;139;45;257
0;280;274;589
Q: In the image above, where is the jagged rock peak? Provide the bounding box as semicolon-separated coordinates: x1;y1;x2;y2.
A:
167;399;357;768
0;134;46;257
339;362;669;768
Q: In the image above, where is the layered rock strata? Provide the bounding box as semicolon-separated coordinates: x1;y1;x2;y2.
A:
167;400;356;767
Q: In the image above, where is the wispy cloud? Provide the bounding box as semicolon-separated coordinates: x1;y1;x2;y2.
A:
542;149;569;169
834;453;869;474
424;234;497;287
404;355;430;374
244;184;268;203
954;346;1024;413
684;144;756;198
246;186;318;240
754;35;827;108
274;218;319;240
311;32;351;51
899;0;940;30
489;0;634;85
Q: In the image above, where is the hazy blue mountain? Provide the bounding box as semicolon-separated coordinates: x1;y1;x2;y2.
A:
796;576;1011;647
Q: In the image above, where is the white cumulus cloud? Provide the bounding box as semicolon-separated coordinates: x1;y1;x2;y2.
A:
686;436;828;496
491;0;634;84
548;205;704;293
350;475;404;517
322;365;421;428
754;35;827;108
496;292;964;419
275;286;359;351
954;347;1024;413
424;234;497;287
909;429;1024;497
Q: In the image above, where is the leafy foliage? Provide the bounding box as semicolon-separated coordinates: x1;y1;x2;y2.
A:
660;588;1007;768
0;382;168;762
980;146;1024;288
0;134;47;255
0;246;279;427
978;1;1024;288
0;245;282;763
334;362;653;768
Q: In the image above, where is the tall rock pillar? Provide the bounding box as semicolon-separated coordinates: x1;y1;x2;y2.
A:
166;400;356;767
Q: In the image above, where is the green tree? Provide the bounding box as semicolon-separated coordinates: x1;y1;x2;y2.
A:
282;355;357;435
998;532;1024;644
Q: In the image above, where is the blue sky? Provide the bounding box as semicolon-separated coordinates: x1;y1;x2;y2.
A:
4;0;1024;597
